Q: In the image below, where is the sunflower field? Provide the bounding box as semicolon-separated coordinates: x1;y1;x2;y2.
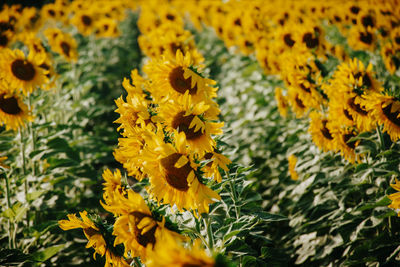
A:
1;0;400;266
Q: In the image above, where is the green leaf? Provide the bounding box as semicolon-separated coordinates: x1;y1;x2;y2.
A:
31;245;65;262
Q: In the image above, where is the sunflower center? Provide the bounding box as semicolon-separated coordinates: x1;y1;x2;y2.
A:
160;153;191;191
172;111;203;140
302;32;319;49
11;59;36;81
343;133;357;149
0;94;21;115
382;103;400;126
361;15;374;28
83;227;99;238
295;96;305;108
170;43;183;55
48;9;56;17
395;36;400;45
359;32;373;45
353;72;372;88
283;33;295;47
343;109;354;121
169;67;198;95
350;6;360;14
81;15;92;26
131;211;157;247
321;120;333;140
0;34;8;47
60;41;71;57
348;97;368;115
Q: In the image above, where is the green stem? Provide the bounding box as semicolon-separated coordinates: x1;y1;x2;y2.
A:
203;217;214;252
3;171;13;248
227;170;240;219
376;123;385;150
19;129;29;228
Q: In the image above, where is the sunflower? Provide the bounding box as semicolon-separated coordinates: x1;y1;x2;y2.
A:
102;168;126;206
59;211;129;266
0;30;14;49
364;92;400;141
388;179;400;216
347;26;376;51
94;18;120;38
49;32;78;62
288;154;299;181
380;43;398;75
114;94;154;137
113;128;148;181
144;50;217;103
308;111;335;152
274;87;289;117
141;130;221;215
331;127;361;163
0;156;9;169
71;10;97;36
102;189;180;260
201;151;231;183
159;92;223;156
145;230;215;267
0;48;48;95
287;86;308;118
0;82;33;130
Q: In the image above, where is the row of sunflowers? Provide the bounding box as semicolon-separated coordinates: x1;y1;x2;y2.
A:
1;0;400;266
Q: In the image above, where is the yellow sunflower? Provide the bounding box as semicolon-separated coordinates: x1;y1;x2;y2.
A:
145;230;215;267
0;82;33;130
94;18;120;38
141;130;221;215
0;48;48;95
288;154;299;181
331;127;361;163
71;10;97;36
101;189;180;260
388;179;400;216
364;92;400;141
159;92;223;156
101;168;126;206
274;87;289;118
59;211;129;266
0;156;9;169
50;32;78;62
201;151;231;183
287;86;308;118
144;50;217;103
308;111;335;152
114;94;154;137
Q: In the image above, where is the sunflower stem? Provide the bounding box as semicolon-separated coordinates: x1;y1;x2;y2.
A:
133;257;142;267
3;171;13;248
28;94;37;177
19;128;29;228
376;123;385;150
202;216;214;253
227;170;240;220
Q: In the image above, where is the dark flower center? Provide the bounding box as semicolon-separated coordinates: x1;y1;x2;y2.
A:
348;97;368;116
302;32;319;49
48;9;56;17
81;15;92;26
343;109;354;121
321;120;333;140
0;34;8;47
359;32;373;45
131;211;157;247
169;67;198;95
60;41;71;57
283;33;295;47
353;72;372;88
234;18;241;26
0;94;22;115
295;96;305;108
350;6;360;14
343;133;357;149
166;14;175;21
395;36;400;45
161;153;192;191
11;59;36;81
172;111;203;140
361;15;374;28
83;227;99;238
382;102;400;126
